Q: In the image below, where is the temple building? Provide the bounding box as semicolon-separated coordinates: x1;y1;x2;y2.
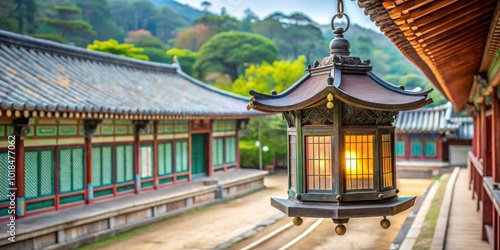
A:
394;102;473;177
0;30;266;249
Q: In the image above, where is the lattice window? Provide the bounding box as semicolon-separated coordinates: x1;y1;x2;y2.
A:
424;141;436;156
212;138;224;166
116;145;134;183
289;135;297;190
140;145;154;179
58;148;85;193
25;150;54;199
305;136;332;191
411;141;422;156
158;142;173;176
381;134;393;188
344;135;374;190
0;152;10;202
175;141;188;173
395;141;405;156
92;146;113;187
225;137;236;163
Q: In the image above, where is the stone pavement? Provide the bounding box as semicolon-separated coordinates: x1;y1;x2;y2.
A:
84;170;435;250
83;170;289;250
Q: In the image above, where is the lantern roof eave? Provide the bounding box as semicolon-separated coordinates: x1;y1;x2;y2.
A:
248;62;433;112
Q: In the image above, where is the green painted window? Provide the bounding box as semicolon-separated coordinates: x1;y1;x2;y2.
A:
411;141;422;156
92;146;113;188
25;150;54;199
116;145;134;183
424;142;436;156
0;152;11;202
212;138;224;166
395;141;405;156
213;120;236;132
140;145;154;179
158;143;173;176
58;148;85;193
175;141;188;173
225;137;236;163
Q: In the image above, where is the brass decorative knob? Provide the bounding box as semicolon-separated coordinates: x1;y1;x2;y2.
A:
293;217;303;226
335;224;346;235
380;217;391;229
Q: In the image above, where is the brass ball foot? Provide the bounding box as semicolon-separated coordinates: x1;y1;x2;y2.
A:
380;217;391;229
335;224;346;235
293;216;303;226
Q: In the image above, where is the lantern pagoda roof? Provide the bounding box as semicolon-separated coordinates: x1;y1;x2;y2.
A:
248;29;433;113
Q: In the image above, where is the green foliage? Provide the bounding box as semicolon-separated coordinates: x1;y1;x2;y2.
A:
173;25;216;51
143;47;168;63
194;31;279;81
31;33;64;43
239;116;288;168
0;0;18;32
228;56;306;96
166;48;198;76
125;29;164;48
87;39;149;61
193;14;240;34
76;0;125;42
36;5;95;44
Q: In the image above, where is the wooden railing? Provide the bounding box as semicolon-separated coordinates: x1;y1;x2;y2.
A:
469;151;483;211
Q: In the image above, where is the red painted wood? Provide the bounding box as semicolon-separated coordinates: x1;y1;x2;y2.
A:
236;121;241;170
208;120;214;177
15;136;25;217
134;124;140;194
85;137;93;204
483;191;493;240
492;87;500;182
153;121;159;189
481;105;488;171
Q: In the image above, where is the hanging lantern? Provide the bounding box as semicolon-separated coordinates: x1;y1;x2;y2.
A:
247;0;433;235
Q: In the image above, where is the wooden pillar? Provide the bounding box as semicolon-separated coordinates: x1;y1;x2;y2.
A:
208;120;214;177
85;136;93;204
153;121;159;189
492;87;500;182
236;121;241;169
14;135;25;217
134;123;141;194
481;103;488;173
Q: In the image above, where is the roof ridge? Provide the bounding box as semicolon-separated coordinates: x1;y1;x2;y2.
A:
0;30;178;73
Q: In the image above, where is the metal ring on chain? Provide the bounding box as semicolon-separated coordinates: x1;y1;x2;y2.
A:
330;13;350;33
337;0;344;18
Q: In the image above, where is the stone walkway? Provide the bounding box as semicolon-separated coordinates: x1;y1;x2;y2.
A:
445;168;490;250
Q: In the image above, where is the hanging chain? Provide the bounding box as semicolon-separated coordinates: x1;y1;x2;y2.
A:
331;0;350;33
337;0;344;18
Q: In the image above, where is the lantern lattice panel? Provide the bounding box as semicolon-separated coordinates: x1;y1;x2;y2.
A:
344;135;374;190
305;136;332;191
381;134;393;188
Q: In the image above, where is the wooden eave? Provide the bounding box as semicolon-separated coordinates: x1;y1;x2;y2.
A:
359;0;499;111
248;65;432;112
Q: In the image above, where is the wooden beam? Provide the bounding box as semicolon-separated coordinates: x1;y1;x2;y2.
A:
405;0;480;29
389;0;433;19
492;87;500;182
415;7;494;40
85;136;93;204
420;25;489;50
15;135;26;217
395;0;460;23
480;2;500;72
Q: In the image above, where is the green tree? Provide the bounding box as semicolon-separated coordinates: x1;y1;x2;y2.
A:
37;5;95;43
76;0;124;41
194;31;279;81
124;29;163;48
14;0;37;34
87;39;149;61
166;48;198;76
0;0;18;32
193;14;240;34
228;56;306;96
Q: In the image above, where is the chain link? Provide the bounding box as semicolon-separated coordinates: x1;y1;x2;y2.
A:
337;0;344;18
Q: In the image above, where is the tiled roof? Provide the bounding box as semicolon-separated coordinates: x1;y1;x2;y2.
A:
395;102;473;140
0;30;261;119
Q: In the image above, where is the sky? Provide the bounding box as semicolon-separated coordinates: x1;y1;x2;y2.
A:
175;0;379;31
